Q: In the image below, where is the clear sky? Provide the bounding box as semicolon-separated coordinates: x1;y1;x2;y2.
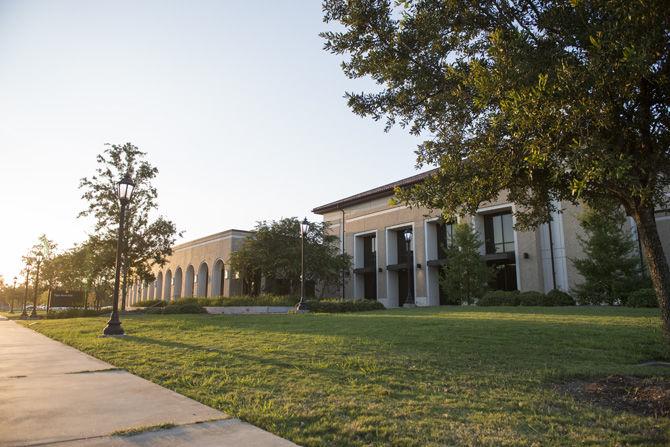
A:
0;0;424;283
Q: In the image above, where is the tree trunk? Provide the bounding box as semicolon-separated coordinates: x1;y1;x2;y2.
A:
631;204;670;342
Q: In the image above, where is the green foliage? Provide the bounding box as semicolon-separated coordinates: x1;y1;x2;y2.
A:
188;295;299;307
440;223;490;304
573;206;644;305
478;289;575;306
546;289;576;306
78;143;181;288
625;289;659;308
46;309;108;319
305;298;386;313
478;290;520;306
229;218;351;296
143;303;206;314
517;291;547;306
132;299;167;308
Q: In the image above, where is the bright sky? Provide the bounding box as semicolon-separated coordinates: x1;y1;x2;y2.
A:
0;0;423;282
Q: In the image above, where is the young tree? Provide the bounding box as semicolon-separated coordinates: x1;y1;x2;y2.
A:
229;218;351;296
79;143;181;309
322;1;670;339
573;205;645;304
440;223;490;304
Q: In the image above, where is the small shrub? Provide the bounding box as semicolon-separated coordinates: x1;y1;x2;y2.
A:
133;299;166;308
47;309;109;319
546;289;576;306
518;291;547;306
477;290;520;306
625;289;658;308
306;299;385;313
143;303;207;314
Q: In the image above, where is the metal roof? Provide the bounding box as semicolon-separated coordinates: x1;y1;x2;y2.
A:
312;168;438;214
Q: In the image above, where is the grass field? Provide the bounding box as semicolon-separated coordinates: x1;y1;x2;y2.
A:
19;307;670;446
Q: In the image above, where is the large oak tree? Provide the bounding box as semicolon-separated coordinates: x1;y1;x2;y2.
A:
322;0;670;339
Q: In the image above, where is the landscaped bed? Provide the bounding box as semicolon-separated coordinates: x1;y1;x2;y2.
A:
20;306;670;446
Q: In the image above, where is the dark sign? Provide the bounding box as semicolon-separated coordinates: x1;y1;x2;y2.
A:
50;290;85;307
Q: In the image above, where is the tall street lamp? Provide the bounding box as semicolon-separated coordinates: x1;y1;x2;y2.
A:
30;252;44;318
296;218;310;312
403;230;415;308
10;276;17;313
21;266;30;319
103;174;135;336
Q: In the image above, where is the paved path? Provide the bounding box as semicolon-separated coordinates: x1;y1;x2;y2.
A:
0;317;298;447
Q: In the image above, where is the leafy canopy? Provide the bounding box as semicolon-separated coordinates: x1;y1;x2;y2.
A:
229;218;351;296
322;0;670;226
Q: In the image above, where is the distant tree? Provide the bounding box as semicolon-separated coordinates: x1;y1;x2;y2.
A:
229;218;351;297
322;1;670;339
440;224;490;304
573;205;646;304
79;143;181;309
22;235;58;306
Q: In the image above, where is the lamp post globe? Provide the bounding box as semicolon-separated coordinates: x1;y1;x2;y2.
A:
30;252;44;318
296;218;310;312
403;230;415;308
103;174;135;336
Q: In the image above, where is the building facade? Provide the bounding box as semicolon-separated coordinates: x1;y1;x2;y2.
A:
127;229;252;305
313;171;670;308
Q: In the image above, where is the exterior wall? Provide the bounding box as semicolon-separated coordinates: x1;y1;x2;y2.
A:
127;229;252;305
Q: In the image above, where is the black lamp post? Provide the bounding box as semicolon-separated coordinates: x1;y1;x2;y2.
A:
103;174;135;336
403;230;415;308
296;218;310;311
9;276;17;313
21;266;30;319
30;252;44;318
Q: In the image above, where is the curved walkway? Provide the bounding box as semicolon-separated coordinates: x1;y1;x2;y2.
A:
0;316;297;447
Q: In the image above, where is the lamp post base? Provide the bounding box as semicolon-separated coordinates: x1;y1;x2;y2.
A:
102;320;125;336
295;300;309;312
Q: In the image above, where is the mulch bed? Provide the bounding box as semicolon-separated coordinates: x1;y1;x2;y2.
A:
558;375;670;418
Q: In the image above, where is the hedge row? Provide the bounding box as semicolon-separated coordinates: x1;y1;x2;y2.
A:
142;303;207;314
305;299;385;313
477;289;576;307
134;295;299;308
46;309;110;319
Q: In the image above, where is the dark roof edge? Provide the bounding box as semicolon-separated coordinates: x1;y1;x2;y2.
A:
312;168;438;214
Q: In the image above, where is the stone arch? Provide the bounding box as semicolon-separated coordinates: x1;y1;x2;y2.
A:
185;265;195;298
174;267;183;300
156;271;163;301
212;259;225;297
197;262;209;297
164;270;172;301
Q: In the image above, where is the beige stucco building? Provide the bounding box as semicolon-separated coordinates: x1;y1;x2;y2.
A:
312;170;670;307
127;170;670;308
127;229;252;305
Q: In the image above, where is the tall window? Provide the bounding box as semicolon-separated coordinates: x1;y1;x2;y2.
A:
485;212;514;254
436;222;455;258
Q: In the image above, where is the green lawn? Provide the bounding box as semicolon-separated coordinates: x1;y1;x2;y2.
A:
20;307;670;446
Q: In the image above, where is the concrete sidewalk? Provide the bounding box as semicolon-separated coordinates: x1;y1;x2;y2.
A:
0;317;298;446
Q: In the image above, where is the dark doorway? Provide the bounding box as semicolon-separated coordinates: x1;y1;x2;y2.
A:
483;211;518;291
398;265;414;306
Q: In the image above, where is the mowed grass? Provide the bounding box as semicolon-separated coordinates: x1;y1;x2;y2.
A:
22;307;670;446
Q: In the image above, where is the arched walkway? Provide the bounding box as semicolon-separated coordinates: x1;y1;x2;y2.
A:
164;270;172;301
197;262;209;297
174;267;183;300
212;259;224;297
185;265;195;298
156;271;163;301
